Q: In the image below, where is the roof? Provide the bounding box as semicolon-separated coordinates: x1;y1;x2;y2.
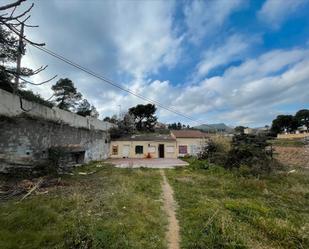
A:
171;130;208;138
112;133;176;142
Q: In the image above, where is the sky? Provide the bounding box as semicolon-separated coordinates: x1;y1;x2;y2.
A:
14;0;309;127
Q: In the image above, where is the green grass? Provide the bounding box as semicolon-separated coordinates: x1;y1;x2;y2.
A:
0;163;167;249
2;161;309;249
268;138;305;147
166;167;309;249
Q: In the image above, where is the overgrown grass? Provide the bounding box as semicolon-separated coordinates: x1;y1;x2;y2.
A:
0;163;167;249
166;167;309;249
268;138;305;147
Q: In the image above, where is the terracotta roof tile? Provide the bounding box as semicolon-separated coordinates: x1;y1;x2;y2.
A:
171;130;208;138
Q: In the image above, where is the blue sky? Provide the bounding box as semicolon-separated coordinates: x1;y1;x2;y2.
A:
18;0;309;127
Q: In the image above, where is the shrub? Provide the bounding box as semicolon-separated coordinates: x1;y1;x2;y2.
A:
189;159;209;170
224;134;276;175
18;89;54;108
48;146;68;167
197;138;229;165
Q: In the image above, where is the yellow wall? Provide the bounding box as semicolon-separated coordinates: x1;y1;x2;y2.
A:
176;138;208;157
110;140;177;159
110;138;208;158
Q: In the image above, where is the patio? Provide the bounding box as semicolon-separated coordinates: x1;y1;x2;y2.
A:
106;158;189;169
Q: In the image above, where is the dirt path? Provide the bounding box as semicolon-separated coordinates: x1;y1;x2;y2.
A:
160;170;180;249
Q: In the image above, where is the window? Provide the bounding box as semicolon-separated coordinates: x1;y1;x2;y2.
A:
166;146;175;153
179;145;187;154
135;145;143;154
112;145;118;155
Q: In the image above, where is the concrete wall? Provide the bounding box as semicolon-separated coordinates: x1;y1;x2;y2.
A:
0;89;113;131
0;89;112;172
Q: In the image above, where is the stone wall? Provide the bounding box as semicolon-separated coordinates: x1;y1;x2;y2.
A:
0;89;112;172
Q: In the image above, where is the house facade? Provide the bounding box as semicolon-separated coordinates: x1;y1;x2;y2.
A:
171;130;209;157
110;130;208;159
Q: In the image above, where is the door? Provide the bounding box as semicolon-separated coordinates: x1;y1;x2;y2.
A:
158;144;164;158
122;145;130;158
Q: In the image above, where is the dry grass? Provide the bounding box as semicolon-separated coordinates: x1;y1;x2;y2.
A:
0;163;167;249
166;167;309;249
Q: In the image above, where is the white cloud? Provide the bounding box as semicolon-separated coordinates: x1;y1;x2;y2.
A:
19;1;309;126
184;0;245;43
196;34;256;77
110;1;182;79
258;0;307;28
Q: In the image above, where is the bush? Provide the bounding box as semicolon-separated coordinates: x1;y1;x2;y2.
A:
192;134;279;176
197;138;229;165
224;134;276;175
18;89;54;108
189;159;210;170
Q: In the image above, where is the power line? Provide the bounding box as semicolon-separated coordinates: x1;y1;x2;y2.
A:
29;43;213;128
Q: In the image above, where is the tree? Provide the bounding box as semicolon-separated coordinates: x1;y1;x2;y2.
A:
271;115;298;134
128;104;157;132
76;99;99;118
103;115;118;124
51;78;82;111
168;122;184;130
234;126;246;134
0;1;57;111
109;112;136;139
295;109;309;131
0;1;56;93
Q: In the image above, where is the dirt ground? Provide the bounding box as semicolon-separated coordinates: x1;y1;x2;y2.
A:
274;146;309;168
160;170;180;249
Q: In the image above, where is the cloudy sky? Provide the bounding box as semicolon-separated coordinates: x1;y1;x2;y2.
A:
17;0;309;127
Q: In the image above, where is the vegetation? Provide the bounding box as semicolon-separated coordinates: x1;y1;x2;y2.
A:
295;109;309;132
76;99;99;118
197;134;276;175
128;104;157;132
17;89;53;108
167;122;190;130
0;163;167;249
269;138;305;147
166;167;309;249
271;109;309;135
234;126;246;134
51;78;82;111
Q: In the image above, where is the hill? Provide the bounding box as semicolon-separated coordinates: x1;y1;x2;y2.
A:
194;123;234;133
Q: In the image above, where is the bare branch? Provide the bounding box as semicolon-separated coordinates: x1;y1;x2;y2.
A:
20;74;58;85
0;21;45;46
32;65;48;75
1;3;34;21
0;0;26;11
9;6;17;18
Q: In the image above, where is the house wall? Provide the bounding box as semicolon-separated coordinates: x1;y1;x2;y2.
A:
110;137;208;158
176;138;208;157
110;141;177;159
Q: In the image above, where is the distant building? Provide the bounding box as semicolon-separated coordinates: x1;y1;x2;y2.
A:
154;122;167;129
244;126;270;135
